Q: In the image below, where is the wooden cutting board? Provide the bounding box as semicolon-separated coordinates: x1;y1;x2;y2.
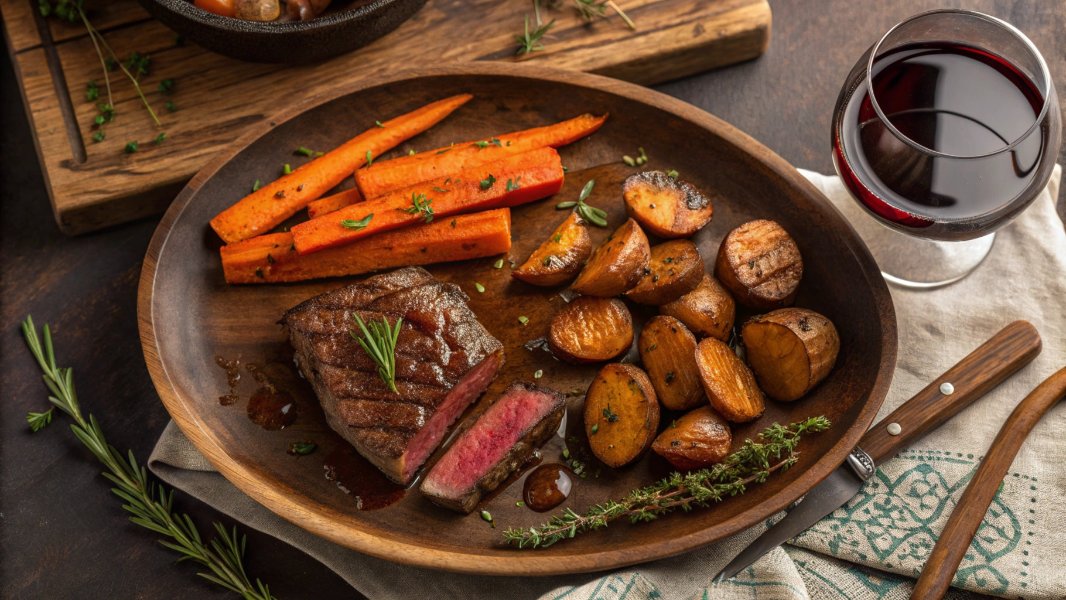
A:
1;0;771;234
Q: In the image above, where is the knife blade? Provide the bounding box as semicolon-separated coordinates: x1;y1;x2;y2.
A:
714;320;1042;582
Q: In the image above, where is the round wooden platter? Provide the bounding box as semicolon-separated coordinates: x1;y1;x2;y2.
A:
138;63;897;576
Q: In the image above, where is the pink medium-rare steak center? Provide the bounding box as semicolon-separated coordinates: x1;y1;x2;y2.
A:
283;267;504;485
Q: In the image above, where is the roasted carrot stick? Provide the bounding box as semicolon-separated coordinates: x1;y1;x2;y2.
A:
291;147;563;254
209;94;473;244
306;187;363;219
221;208;512;284
354;113;606;199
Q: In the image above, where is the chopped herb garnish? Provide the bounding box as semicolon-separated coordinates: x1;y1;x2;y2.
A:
158;78;174;95
402;193;434;223
431;186;450;193
282;163;293;175
636;146;648;165
365;150;374;167
622;154;636;167
479;174;497;190
340;214;373;230
534;369;543;379
165;100;176;112
552;233;562;243
518;315;529;326
124;141;139;154
516;501;526;508
474;138;503;149
591;423;599;434
474;282;486;293
480;510;495;527
374;120;385;128
350;314;402;393
153;132;167;145
666;169;679;179
287;441;317;456
86;80;99;101
505;178;521;192
294;146;318;157
91;131;105;143
407;149;416;156
602;405;619;422
493;258;505;269
252;179;262;192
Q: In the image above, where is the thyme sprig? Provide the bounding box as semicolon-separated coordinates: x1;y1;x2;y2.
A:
350;314;403;393
19;317;275;599
503;416;830;548
555;179;608;226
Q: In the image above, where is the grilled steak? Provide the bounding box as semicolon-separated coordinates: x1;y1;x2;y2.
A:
420;383;565;513
283;267;504;485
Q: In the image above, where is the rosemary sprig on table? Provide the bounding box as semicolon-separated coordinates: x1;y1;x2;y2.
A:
503;416;831;548
19;317;275;599
574;0;636;30
516;14;555;56
556;179;608;226
350;314;403;393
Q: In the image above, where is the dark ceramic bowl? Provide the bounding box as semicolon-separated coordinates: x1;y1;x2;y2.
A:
138;0;427;63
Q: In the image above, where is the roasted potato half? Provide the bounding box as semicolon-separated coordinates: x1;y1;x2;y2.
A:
694;337;766;423
742;308;840;401
584;363;661;467
638;316;705;411
714;219;803;309
513;212;592;287
572;218;650;297
622;171;714;238
548;296;633;364
660;274;736;341
652;406;732;470
625;240;704;305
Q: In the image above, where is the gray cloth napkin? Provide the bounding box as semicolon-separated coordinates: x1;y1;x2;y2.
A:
150;167;1065;600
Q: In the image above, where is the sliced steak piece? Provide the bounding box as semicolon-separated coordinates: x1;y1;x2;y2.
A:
420;383;565;513
283;267;504;485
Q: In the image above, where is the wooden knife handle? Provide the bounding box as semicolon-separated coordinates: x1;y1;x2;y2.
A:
859;320;1041;464
911;365;1066;600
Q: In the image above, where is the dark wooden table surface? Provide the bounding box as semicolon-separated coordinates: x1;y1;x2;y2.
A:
2;1;1063;598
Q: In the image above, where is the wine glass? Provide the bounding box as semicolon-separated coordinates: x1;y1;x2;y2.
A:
831;9;1061;289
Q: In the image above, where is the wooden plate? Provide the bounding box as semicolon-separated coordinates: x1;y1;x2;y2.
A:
138;63;896;575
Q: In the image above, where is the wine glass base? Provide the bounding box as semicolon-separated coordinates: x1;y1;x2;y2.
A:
844;206;996;290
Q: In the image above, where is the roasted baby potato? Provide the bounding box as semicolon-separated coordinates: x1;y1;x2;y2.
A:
625;240;704;305
652;406;732;470
714;219;803;309
584;363;661;467
622;171;714;238
513;212;592;287
694;337;766;423
572;218;650;297
660;274;736;341
548;296;633;364
638;316;705;411
742;308;840;401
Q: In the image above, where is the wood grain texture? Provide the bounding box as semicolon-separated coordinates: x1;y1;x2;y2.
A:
858;320;1042;464
911;365;1066;600
137;62;896;575
5;2;1060;598
1;0;770;235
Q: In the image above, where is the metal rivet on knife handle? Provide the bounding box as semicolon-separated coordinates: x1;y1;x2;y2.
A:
886;423;901;436
939;382;955;395
912;364;1066;600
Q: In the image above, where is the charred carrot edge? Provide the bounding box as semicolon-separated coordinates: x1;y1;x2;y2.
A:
355;113;606;199
208;93;474;244
221;208;512;284
291;146;563;255
306;188;363;219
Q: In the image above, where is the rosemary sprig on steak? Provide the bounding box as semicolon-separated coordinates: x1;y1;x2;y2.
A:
19;317;275;599
503;416;831;548
351;314;403;393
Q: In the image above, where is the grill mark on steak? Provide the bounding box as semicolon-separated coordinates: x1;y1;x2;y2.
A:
283;267;504;485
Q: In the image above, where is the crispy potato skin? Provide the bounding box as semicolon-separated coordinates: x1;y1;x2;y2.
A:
572;218;650;297
652;406;732;470
583;363;661;467
639;316;705;411
660;274;736;341
622;171;714;238
742;308;840;401
548;296;633;364
694;337;766;423
625;240;704;305
513;212;592;287
714;219;803;310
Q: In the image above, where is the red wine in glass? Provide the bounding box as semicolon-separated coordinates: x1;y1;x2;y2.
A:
830;10;1060;287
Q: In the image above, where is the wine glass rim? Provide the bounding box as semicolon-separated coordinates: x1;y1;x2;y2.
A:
865;8;1053;160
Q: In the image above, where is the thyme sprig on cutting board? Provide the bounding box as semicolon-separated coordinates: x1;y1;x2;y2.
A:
19;317;276;600
503;416;831;548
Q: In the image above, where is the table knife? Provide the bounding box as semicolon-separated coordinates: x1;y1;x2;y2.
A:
714;320;1042;582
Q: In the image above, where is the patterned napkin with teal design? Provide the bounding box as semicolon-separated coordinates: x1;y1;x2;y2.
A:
149;167;1065;600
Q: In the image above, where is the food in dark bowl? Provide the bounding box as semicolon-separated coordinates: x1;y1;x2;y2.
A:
138;0;427;63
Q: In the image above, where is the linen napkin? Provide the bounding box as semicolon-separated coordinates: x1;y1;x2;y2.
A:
150;166;1065;600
